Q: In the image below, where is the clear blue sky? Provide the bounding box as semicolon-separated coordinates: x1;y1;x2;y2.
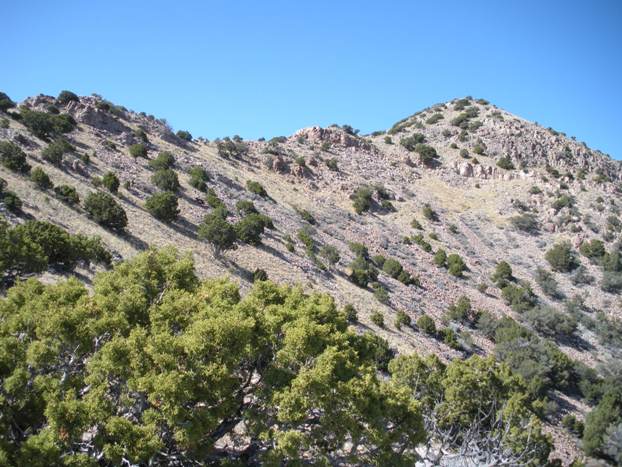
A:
3;1;621;158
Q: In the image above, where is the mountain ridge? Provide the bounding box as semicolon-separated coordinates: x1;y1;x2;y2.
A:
1;90;622;464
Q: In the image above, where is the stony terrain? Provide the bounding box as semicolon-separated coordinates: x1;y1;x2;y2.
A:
1;93;621;464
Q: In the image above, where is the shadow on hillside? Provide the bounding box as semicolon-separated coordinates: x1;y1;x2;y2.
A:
179;191;209;210
70;269;94;286
257;241;290;263
14;209;36;221
225;260;253;283
170;217;198;239
72;140;91;151
546;391;582;424
122;231;150;251
559;333;595;352
119;193;145;211
217;175;245;192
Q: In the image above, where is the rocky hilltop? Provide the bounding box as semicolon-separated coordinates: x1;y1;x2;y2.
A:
1;91;621;465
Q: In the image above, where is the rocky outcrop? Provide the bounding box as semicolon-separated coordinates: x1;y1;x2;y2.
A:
451;160;535;181
72;103;130;135
478;116;621;180
293;126;373;151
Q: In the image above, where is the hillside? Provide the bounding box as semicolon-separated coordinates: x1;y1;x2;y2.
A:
1;91;621;465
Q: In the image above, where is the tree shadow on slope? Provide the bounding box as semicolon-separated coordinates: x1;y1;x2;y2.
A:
169;217;198;239
256;241;290;263
558;332;595;353
223;258;253;283
121;230;150;251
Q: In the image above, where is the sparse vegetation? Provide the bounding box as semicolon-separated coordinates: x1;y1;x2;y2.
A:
246;180;267;197
395;310;412;330
545;241;578;272
176;130;192;141
1;90;619;465
42;138;73;165
235;213;270;245
535;267;564;300
56;90;79;104
319;244;340;268
444;296;478;325
198;212;237;256
510;213;539;234
188;166;210;191
370;310;385;328
53;184;80;205
0;190;21;213
400;133;425;151
30;167;53;190
145;191;179;223
151;168;180;192
579;239;606;261
19;107;76;138
425;113;443;125
433;248;447;267
0;141;31;173
0;91;16;111
414;144;438;165
102;171;120;194
496;156;515;170
501;282;537;312
129;143;148;158
417;314;436;335
84;192;128;231
0;217;110;277
447;253;467;277
217;137;248;159
351;185;374;214
148;151;176;170
422;204;438;221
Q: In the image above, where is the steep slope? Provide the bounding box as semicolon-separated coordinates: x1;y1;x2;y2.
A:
1;92;621;463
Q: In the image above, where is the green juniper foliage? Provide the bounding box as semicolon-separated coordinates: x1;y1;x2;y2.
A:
0;249;426;465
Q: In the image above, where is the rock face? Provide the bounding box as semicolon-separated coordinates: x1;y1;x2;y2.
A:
293;126;373;151
73;105;129;134
477;114;622;181
451;161;536;181
458;162;473;177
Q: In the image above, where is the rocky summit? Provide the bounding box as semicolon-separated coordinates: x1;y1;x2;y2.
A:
1;91;621;466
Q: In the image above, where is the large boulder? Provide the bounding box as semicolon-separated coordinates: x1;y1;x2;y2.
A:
459;162;473;177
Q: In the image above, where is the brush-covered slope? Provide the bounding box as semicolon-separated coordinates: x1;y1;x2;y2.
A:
1;91;621;464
